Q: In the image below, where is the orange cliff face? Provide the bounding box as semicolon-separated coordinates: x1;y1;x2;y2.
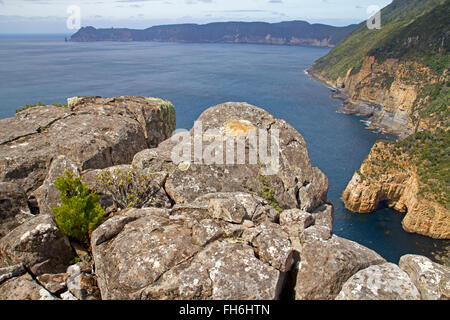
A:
342;141;450;239
331;56;438;136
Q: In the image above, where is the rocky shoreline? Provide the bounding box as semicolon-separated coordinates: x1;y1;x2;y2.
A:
308;58;425;139
0;96;448;300
308;58;449;241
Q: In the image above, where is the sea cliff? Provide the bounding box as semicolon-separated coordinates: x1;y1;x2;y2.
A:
309;0;449;239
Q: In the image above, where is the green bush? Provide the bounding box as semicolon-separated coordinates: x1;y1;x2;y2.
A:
52;171;105;244
258;174;283;213
15;101;45;114
15;101;68;114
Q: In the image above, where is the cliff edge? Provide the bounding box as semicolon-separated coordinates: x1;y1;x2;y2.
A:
310;0;449;239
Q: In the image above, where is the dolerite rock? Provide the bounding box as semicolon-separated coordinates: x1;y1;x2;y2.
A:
0;214;73;275
0;96;175;194
33;155;80;214
132;102;329;212
294;235;386;300
91;193;294;300
36;273;68;295
312;203;334;233
66;264;101;300
336;263;421;300
0;182;34;238
399;254;450;300
0;273;57;300
0;264;26;284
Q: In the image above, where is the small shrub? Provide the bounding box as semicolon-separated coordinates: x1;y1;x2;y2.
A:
15;101;45;114
258;174;283;213
97;166;157;209
52;171;105;244
15;101;68;114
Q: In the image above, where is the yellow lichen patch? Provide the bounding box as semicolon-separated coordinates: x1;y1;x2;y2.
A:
221;119;256;137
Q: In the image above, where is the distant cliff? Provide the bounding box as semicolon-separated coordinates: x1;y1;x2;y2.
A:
310;0;449;239
70;21;357;47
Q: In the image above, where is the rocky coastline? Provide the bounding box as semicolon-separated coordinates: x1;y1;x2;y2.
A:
0;96;448;300
308;53;449;240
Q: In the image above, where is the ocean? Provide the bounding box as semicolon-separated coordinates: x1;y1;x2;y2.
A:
0;34;447;263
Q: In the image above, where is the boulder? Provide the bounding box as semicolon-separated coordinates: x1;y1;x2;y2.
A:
138;240;284;300
0;182;33;239
133;102;329;213
0;96;175;195
312;203;334;232
66;263;101;300
61;290;78;300
0;214;74;275
36;273;68;295
0;273;57;300
33;155;80;214
336;263;421;300
280;209;315;238
248;222;294;272
192;192;280;224
294;235;386;300
91;193;294;300
91;208;200;300
399;254;450;300
0;263;26;284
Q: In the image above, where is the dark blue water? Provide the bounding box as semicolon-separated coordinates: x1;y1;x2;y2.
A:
0;35;447;263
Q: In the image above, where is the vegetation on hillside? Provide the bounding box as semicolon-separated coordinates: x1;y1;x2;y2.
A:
363;129;449;209
15;101;67;114
369;1;449;74
394;129;449;208
412;80;450;129
311;0;447;81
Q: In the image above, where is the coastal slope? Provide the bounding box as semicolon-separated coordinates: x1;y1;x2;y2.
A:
310;0;449;239
70;21;357;47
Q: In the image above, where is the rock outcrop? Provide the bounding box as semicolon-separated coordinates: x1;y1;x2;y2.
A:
399;254;450;300
294;234;386;300
336;263;421;300
0;273;57;300
342;141;449;239
91;195;293;300
0;96;175;195
0;214;74;275
133;102;329;212
0;182;34;238
328;57;437;136
1;97;448;301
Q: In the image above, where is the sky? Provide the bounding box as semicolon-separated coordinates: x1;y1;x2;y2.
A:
0;0;393;34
